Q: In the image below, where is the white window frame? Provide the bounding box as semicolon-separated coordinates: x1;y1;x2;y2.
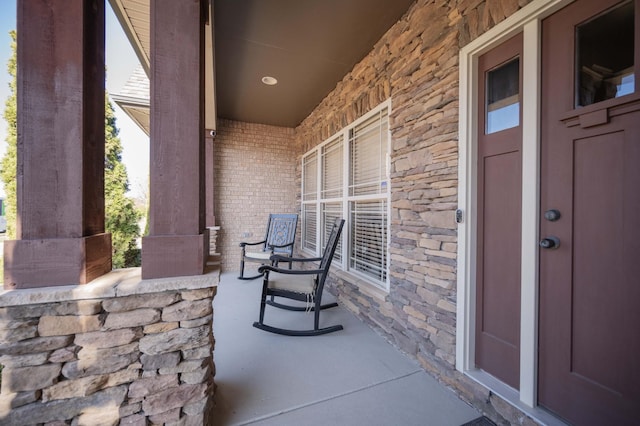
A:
302;100;391;291
457;1;572;425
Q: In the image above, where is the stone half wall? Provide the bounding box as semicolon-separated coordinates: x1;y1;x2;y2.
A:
213;119;298;274
295;0;535;424
0;268;218;425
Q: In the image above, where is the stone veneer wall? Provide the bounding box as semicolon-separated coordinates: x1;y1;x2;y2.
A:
213;119;298;273
295;0;536;424
0;268;218;425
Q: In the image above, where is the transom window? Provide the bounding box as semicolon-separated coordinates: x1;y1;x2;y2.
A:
301;101;390;290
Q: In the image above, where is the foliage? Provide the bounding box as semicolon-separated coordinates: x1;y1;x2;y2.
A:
0;30;140;269
105;97;141;268
0;31;17;239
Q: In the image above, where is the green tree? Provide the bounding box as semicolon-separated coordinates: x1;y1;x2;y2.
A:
105;97;141;268
1;31;17;239
1;30;141;268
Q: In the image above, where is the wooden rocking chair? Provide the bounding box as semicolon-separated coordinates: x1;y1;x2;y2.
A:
253;218;345;336
238;213;298;280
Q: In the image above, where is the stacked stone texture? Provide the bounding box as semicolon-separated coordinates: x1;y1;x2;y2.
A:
293;0;535;424
0;284;216;425
213;119;298;273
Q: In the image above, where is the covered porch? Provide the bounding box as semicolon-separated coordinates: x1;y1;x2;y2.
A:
2;0;637;424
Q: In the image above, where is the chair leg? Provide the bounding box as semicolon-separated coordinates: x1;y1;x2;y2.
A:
238;257;245;279
238;258;263;280
258;280;268;324
314;299;322;331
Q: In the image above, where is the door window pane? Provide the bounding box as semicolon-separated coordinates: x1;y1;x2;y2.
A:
486;58;520;134
576;1;635;107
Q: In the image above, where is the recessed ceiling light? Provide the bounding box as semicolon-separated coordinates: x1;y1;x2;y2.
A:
261;76;278;86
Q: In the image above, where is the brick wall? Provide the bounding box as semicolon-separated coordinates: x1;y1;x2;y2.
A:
294;0;535;424
213;119;298;273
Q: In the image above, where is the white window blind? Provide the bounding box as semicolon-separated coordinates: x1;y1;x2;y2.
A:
302;152;318;252
321;202;343;262
321;136;343;199
303;152;317;201
302;203;317;252
349;109;389;196
350;200;388;283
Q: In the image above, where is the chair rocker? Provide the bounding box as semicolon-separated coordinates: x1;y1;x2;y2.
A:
253;218;345;336
239;213;298;280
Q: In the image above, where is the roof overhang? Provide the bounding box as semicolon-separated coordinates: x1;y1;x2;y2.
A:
109;0;217;132
109;0;415;128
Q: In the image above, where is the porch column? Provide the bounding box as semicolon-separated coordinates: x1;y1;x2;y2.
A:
205;132;216;227
204;0;217;228
3;0;111;289
142;0;209;279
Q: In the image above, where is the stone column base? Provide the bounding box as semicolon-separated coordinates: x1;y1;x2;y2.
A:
0;267;219;425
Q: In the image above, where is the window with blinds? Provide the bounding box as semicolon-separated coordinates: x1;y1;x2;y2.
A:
302;203;317;252
300;101;390;290
349;109;389;196
303;152;318;201
322;202;343;262
350;200;387;283
321;137;343;199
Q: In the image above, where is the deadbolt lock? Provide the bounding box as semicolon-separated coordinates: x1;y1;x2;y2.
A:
544;209;561;221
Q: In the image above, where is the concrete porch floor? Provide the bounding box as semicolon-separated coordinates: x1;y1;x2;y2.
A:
211;272;482;426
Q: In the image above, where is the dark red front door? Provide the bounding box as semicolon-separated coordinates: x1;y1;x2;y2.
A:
539;0;640;424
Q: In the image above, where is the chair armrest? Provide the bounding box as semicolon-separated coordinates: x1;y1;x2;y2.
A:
239;239;267;248
258;264;323;275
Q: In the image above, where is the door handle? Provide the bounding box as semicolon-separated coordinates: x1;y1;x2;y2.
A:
540;236;560;249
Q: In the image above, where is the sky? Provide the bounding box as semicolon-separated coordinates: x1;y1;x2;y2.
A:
0;1;150;199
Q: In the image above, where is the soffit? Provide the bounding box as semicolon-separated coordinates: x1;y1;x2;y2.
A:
109;0;416;128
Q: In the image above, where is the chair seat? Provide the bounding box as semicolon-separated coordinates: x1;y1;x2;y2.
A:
268;272;315;294
244;251;273;261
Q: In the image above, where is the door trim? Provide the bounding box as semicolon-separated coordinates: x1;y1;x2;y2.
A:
456;0;572;423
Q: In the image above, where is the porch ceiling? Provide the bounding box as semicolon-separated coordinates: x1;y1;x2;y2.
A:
109;0;416;128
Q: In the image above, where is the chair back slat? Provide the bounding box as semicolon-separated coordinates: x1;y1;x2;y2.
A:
264;214;298;255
